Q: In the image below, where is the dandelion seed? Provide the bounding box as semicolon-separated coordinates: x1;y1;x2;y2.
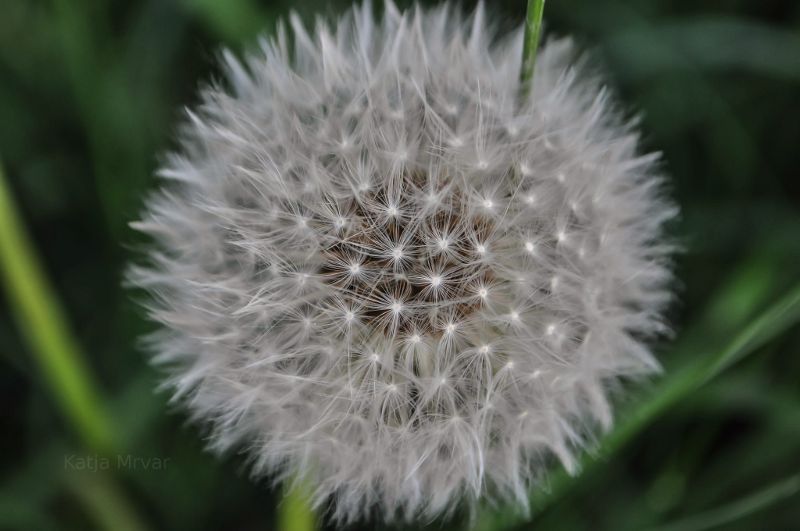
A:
448;136;464;147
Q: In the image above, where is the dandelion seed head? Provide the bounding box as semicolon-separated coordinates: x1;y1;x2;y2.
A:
130;1;676;524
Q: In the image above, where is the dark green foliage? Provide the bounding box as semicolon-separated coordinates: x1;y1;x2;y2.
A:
0;1;798;529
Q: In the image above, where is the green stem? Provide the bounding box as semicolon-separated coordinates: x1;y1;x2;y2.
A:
520;0;546;99
0;163;114;453
0;162;148;531
278;479;317;531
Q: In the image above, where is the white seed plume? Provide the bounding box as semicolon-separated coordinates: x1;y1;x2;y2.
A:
130;1;676;523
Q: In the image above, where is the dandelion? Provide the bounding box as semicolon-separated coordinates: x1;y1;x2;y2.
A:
129;0;676;523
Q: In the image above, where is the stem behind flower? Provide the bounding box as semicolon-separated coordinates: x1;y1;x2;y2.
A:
520;0;546;99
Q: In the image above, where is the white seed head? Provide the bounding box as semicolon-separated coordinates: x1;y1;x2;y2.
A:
129;1;676;524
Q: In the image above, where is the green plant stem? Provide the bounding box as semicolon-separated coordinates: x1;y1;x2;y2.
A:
0;162;148;531
177;0;272;43
0;163;114;453
648;473;800;531
278;479;317;531
520;0;546;99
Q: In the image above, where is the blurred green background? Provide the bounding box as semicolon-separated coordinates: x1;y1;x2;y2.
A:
1;0;799;530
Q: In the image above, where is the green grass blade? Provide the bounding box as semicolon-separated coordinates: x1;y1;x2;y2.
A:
0;163;114;453
0;162;149;531
476;281;800;531
648;474;800;531
603;282;800;455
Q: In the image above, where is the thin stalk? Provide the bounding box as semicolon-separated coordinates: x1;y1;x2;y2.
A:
278;479;317;531
0;163;114;453
0;162;148;531
520;0;546;99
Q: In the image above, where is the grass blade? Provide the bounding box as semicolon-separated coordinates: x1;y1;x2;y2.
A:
0;162;113;452
0;162;148;531
648;473;800;531
476;281;800;530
